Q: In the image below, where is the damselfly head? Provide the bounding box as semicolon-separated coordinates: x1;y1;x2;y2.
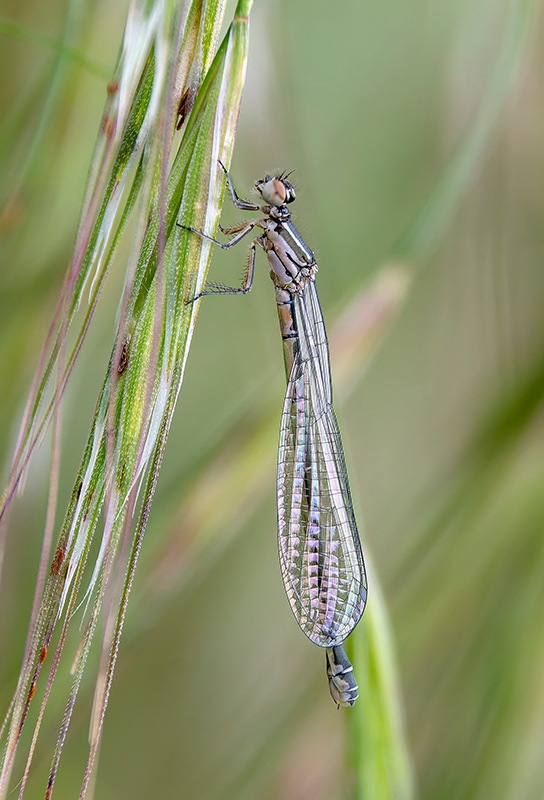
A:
255;173;296;207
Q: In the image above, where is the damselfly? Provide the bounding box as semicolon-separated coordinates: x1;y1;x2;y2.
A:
184;162;367;707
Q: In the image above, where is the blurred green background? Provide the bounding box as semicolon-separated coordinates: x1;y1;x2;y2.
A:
1;0;544;797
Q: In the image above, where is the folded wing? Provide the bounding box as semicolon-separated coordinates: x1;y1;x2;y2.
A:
277;282;367;647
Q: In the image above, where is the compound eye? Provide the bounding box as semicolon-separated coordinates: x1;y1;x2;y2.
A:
258;177;287;206
283;179;296;204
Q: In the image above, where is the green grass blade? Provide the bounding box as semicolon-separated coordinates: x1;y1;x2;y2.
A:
0;1;252;796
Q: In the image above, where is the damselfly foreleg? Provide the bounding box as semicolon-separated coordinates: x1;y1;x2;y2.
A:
218;159;261;211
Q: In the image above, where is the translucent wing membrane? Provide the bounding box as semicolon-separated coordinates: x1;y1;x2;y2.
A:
277;283;367;647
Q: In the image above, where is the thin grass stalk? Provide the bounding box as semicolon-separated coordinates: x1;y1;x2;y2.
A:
0;0;225;536
349;565;415;800
0;1;252;796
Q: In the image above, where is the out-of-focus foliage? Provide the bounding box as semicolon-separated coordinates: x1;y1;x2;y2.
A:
1;0;543;798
